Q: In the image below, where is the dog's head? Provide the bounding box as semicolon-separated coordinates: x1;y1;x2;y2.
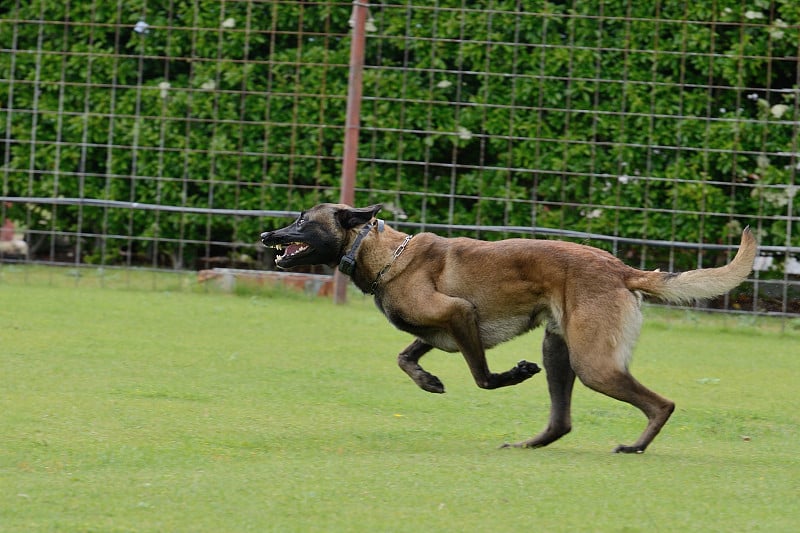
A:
260;203;383;269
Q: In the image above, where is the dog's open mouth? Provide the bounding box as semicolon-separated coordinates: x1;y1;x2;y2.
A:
273;242;312;264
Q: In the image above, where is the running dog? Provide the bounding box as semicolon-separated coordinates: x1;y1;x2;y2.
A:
260;203;757;453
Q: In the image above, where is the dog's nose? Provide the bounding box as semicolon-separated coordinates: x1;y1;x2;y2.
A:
260;231;271;242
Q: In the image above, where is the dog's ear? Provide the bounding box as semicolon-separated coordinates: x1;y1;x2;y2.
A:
336;204;383;229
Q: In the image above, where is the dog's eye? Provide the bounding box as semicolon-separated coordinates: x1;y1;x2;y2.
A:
296;214;305;226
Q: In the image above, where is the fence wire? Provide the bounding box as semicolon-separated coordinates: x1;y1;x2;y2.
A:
0;1;798;316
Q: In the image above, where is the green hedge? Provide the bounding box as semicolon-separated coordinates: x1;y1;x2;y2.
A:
1;0;797;268
360;1;799;253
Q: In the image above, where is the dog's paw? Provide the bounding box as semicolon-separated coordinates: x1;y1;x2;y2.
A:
418;373;445;394
515;360;541;378
613;444;645;454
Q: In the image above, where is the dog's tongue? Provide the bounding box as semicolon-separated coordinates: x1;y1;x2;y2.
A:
285;243;303;256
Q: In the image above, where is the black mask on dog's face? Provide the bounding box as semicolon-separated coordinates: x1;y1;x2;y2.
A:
260;204;383;269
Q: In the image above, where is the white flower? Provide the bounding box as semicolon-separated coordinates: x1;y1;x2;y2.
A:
456;126;472;141
436;80;453;89
133;21;150;34
770;104;789;118
769;20;786;40
222;18;236;29
158;81;171;98
201;80;216;91
744;10;764;20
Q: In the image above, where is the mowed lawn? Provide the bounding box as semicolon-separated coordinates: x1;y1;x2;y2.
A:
1;274;798;532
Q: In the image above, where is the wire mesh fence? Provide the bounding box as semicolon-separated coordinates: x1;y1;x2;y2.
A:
1;1;798;316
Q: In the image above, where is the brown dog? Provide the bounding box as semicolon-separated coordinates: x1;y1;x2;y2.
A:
260;203;757;453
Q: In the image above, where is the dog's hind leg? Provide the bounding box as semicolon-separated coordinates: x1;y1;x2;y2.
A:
502;326;575;449
397;339;444;393
611;380;674;454
577;364;675;454
568;296;675;454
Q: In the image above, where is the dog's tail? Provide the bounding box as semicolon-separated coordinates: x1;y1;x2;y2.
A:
625;228;757;304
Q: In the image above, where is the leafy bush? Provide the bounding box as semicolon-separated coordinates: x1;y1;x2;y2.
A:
1;0;797;269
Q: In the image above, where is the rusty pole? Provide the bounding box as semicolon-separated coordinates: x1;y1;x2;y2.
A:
334;1;369;304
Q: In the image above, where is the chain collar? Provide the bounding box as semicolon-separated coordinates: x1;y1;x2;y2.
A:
369;234;413;294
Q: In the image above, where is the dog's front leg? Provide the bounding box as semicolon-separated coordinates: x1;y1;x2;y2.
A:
447;300;541;390
397;339;445;393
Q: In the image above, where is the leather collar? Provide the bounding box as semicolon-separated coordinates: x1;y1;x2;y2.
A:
338;219;384;276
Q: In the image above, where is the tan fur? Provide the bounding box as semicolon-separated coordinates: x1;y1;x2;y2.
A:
261;204;757;453
624;228;757;303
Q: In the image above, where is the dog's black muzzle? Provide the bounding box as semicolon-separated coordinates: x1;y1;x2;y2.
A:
260;230;292;247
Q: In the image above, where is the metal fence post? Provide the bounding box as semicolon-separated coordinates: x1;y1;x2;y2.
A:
334;1;369;305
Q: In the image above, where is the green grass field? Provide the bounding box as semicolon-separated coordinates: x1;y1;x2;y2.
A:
1;268;799;532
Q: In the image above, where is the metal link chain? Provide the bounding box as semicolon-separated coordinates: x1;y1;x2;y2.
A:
370;234;413;294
